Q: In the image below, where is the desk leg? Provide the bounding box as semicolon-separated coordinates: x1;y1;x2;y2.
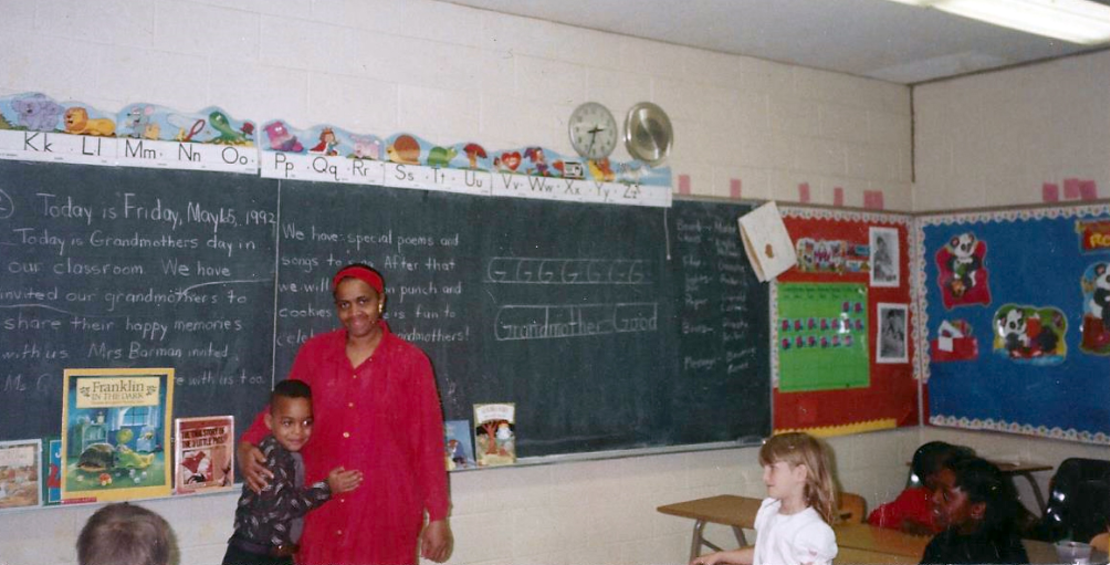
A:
731;526;747;547
1015;471;1047;515
690;519;707;562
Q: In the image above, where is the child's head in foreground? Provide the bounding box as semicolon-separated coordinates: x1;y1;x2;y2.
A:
759;432;836;523
77;502;172;565
265;379;314;452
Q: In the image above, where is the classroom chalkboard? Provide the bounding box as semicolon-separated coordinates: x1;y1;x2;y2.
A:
0;159;770;457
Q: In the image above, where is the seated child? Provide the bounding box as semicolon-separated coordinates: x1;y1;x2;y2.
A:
868;441;972;535
223;379;362;565
920;454;1029;565
691;432;838;565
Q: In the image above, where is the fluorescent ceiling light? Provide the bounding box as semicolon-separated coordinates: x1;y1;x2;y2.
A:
885;0;1110;44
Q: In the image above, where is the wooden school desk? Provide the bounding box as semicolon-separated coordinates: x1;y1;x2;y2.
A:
833;523;931;558
657;495;763;561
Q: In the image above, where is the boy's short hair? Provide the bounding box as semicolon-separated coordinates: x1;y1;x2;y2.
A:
270;379;312;407
77;502;173;565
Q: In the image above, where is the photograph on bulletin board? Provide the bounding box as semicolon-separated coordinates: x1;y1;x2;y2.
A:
776;283;869;391
774;208;918;436
919;207;1110;445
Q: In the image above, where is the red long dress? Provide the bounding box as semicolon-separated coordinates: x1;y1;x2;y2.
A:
243;322;450;565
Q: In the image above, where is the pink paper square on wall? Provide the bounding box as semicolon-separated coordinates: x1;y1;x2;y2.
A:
863;190;884;210
678;174;691;195
730;178;742;199
833;187;844;207
1079;180;1098;200
798;183;811;203
1042;183;1060;202
1063;178;1081;199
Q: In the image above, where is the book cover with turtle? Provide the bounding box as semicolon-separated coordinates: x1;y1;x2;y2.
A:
473;403;516;467
0;439;42;510
174;416;234;495
61;368;174;502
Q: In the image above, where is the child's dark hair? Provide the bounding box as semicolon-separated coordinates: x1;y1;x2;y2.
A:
271;379;312;406
910;441;974;484
77;502;173;565
949;455;1022;535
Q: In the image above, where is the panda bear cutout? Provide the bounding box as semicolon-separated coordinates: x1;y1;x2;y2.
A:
992;304;1067;364
1080;262;1110;354
935;232;992;309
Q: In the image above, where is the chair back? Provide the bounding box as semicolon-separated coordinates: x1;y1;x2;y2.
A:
836;492;867;524
1036;458;1110;542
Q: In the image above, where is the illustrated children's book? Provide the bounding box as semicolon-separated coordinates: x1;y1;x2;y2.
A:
174;416;234;494
0;439;42;510
444;420;476;471
61;368;174;502
473;403;516;467
42;437;62;506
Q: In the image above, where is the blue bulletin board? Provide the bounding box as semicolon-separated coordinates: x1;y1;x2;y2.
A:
917;205;1110;445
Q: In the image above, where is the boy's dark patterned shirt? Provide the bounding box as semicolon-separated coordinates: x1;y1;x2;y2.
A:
231;435;331;547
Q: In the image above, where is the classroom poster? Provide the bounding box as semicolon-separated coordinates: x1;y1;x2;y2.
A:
61;368;174;502
918;205;1110;445
773;207;918;436
776;283;869;391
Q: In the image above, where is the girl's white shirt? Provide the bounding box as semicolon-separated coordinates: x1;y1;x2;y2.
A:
752;497;838;565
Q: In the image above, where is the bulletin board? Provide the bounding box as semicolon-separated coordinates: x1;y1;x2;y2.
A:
917;205;1110;445
772;207;919;435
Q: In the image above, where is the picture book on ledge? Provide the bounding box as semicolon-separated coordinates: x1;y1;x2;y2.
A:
174;416;234;494
0;439;42;510
444;420;476;471
473;403;516;467
61;368;174;503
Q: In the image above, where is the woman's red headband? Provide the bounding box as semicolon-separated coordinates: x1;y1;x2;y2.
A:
332;267;384;294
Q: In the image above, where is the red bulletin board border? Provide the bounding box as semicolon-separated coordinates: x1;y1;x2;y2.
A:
773;207;918;434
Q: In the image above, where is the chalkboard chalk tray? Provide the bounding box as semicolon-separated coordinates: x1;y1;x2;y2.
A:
0;160;770;457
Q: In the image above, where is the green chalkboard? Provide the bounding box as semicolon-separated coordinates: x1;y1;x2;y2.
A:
0;159;770;456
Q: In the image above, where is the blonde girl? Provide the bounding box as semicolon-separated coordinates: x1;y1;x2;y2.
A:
691;432;838;565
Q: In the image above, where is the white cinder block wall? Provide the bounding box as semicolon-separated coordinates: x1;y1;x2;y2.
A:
914;49;1110;211
0;1;1105;564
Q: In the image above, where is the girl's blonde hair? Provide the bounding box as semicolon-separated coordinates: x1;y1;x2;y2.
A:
758;432;836;524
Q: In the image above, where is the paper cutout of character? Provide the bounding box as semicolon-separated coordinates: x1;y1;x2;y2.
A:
930;319;979;362
992;304;1066;365
1080;261;1110;355
935;232;992;309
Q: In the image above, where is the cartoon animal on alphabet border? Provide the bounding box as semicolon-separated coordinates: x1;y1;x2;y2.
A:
935;231;992;309
386;134;422;165
63;106;116;136
992;304;1066;364
1080;261;1110;354
10;93;64;131
262;120;304;153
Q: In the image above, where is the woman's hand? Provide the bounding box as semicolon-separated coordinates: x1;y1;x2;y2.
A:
326;467;363;494
420;519;453;563
236;441;271;493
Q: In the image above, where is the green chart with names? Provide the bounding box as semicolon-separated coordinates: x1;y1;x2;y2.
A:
777;283;869;392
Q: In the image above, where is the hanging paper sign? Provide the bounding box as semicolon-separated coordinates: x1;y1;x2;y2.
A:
114;104;257;174
259;121;383;184
1077;219;1110;253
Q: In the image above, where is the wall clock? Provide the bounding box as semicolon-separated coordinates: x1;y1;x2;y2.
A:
624;102;673;166
568;102;618;161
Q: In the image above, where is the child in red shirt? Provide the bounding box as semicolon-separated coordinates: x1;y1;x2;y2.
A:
868;441;973;535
